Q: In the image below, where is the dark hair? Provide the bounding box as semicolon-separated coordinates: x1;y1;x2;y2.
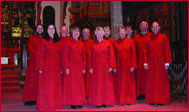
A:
35;24;44;32
43;24;60;43
70;26;80;37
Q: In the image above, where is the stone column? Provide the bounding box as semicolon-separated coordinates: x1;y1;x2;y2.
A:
111;1;123;40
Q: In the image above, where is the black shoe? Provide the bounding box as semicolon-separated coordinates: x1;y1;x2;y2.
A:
71;105;77;109
102;104;106;108
137;95;145;100
126;104;132;105
157;104;164;106
96;106;102;108
149;103;155;105
77;105;82;108
24;101;36;106
31;101;36;105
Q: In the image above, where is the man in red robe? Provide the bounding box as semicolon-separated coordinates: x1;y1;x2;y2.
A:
81;28;93;98
144;21;172;106
133;21;152;100
23;24;44;105
103;26;117;73
59;25;71;41
114;26;137;105
103;26;117;45
62;26;86;109
59;26;72;79
88;27;116;108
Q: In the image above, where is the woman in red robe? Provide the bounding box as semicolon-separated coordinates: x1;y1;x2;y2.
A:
114;26;137;105
36;24;63;111
62;26;86;109
133;21;152;99
23;24;44;105
144;21;172;106
88;27;116;108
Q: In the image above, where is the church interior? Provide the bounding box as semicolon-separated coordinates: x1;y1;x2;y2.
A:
1;1;188;111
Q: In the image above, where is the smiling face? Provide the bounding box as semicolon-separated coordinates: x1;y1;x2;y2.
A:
126;27;133;38
151;22;161;34
104;28;111;38
140;22;148;33
118;27;126;39
72;27;80;40
47;25;55;38
95;27;104;41
60;26;68;38
82;28;90;40
36;25;44;35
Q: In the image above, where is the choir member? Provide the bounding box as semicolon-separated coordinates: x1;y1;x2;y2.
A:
59;25;71;86
36;24;63;111
144;21;172;106
62;26;86;109
103;26;117;44
133;21;152;100
60;25;71;41
88;27;116;108
114;26;137;105
81;28;93;97
103;26;117;73
23;24;44;105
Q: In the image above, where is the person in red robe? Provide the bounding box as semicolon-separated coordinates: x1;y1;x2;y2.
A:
103;26;117;45
62;26;86;109
59;25;72;41
81;28;93;98
59;25;72;90
114;26;137;105
23;24;44;105
133;21;152;100
36;24;63;111
88;27;116;108
103;26;117;73
144;21;172;106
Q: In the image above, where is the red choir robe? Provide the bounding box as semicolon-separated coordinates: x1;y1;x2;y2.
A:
23;35;43;102
114;37;137;104
36;38;63;111
133;32;152;97
107;37;117;45
144;33;172;104
82;38;93;97
62;38;86;105
59;36;72;41
88;39;116;106
59;36;72;87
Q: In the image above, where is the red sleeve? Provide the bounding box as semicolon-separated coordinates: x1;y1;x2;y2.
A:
28;36;37;55
59;41;63;72
109;43;116;68
88;44;93;69
36;40;45;71
143;38;149;63
82;43;87;70
164;35;172;64
62;41;70;69
130;40;137;68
